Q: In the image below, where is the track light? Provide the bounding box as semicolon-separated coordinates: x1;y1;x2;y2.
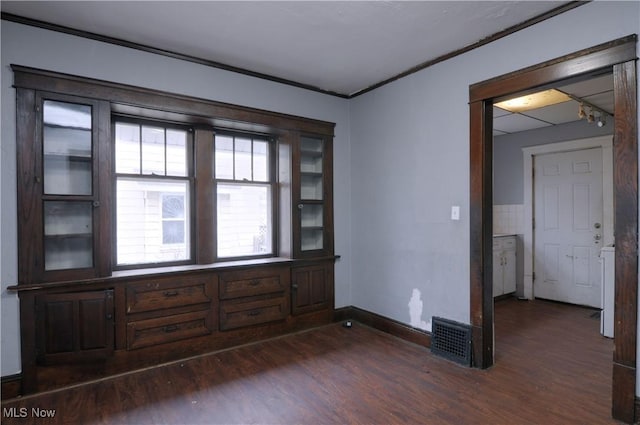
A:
570;91;613;128
578;103;586;119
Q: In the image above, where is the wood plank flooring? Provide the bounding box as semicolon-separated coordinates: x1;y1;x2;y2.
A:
1;298;618;424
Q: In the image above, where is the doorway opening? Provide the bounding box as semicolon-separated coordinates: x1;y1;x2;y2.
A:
469;35;637;422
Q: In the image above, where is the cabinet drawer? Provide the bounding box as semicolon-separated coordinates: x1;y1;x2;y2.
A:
220;296;287;330
501;237;516;250
219;268;287;300
493;236;516;251
126;275;213;314
127;310;213;350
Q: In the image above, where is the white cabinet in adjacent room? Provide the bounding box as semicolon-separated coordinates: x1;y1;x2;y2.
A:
493;235;517;297
600;246;615;338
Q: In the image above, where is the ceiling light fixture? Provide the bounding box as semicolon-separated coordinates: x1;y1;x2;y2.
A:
566;90;613;127
578;103;586;119
494;89;571;113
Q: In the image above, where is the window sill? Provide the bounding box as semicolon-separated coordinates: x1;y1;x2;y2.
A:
7;256;340;293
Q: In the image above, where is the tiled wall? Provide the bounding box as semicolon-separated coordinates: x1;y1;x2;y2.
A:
493;204;524;235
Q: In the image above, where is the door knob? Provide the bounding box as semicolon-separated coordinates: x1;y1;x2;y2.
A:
594;222;601;229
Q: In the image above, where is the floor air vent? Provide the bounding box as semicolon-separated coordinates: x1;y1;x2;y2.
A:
431;317;472;366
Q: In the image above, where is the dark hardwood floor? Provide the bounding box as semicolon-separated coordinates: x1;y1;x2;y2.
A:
1;298;618;424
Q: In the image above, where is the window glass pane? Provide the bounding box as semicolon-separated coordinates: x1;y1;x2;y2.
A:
253;139;269;182
43;201;93;270
217;183;272;258
215;135;234;179
115;122;141;174
43;100;91;129
141;126;165;175
43;100;92;195
162;221;185;244
300;136;323;153
116;178;190;265
166;129;187;177
162;195;185;219
234;137;252;181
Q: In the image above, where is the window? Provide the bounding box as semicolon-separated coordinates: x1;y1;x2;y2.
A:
15;67;334;285
215;133;274;258
114;120;192;266
161;194;186;245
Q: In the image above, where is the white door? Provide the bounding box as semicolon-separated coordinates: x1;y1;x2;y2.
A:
533;148;603;308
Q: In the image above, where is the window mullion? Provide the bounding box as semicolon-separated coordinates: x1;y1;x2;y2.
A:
138;125;143;174
232;135;236;180
251;137;254;181
163;127;167;176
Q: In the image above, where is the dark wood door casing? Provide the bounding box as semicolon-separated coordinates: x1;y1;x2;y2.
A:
469;35;637;423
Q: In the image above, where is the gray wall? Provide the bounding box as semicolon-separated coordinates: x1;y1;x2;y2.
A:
494;121;613;205
348;1;638;332
1;21;352;376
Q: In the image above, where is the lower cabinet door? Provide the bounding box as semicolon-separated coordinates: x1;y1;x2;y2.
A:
36;289;114;365
291;264;332;315
503;249;517;294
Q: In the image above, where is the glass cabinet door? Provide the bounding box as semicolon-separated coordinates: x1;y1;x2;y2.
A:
299;136;325;252
41;99;95;271
43;201;93;270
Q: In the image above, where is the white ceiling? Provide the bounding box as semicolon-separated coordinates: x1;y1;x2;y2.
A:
2;1;612;134
2;1;572;96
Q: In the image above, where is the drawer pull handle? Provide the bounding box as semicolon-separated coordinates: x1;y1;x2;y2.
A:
248;310;262;317
164;325;180;333
249;279;261;286
163;290;179;297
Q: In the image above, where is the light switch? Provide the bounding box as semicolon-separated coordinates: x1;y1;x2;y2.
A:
451;205;460;221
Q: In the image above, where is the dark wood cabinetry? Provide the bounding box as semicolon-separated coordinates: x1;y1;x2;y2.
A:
219;267;289;330
293;133;334;258
127;309;214;350
125;274;214;315
36;290;114;365
125;274;216;349
16;90;112;285
291;263;333;315
10;66;337;396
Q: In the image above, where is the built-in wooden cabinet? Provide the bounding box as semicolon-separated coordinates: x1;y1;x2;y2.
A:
10;66;337;396
125;274;216;349
219;267;289;330
35;290;114;365
291;263;333;315
293;134;334;258
16;90;111;284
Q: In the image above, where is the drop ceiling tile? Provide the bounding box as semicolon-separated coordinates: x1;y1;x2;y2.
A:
493;113;552;134
493;129;509;137
583;92;615;115
493;106;511;118
558;74;613;97
522;100;580;125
